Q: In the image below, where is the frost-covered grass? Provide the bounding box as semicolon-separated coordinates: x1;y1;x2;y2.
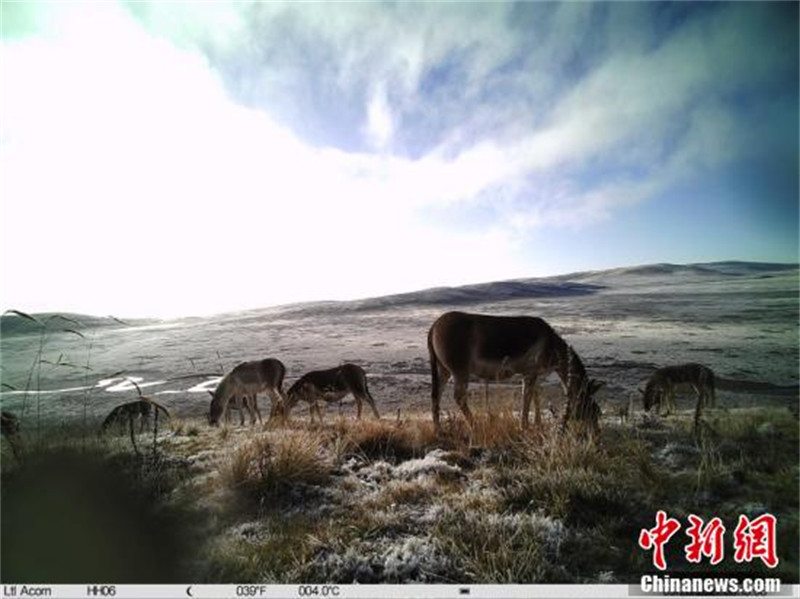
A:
2;406;797;584
196;406;798;584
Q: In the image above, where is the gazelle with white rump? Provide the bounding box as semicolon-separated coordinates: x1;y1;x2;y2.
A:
208;358;287;426
427;311;604;434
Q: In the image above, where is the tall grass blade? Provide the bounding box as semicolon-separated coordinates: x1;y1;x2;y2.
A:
4;309;41;325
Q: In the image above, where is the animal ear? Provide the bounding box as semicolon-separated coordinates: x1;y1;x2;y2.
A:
637;387;645;396
208;391;215;399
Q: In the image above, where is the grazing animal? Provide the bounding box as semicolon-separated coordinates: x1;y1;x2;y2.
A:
642;363;716;416
1;411;22;458
285;364;380;423
208;358;286;426
427;311;604;433
100;398;170;434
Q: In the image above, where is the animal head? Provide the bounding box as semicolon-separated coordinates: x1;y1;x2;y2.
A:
567;378;604;434
208;391;223;426
286;378;313;406
586;399;602;436
269;397;288;421
576;377;604;407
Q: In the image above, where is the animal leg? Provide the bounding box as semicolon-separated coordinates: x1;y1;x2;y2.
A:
316;401;325;424
251;394;263;424
238;395;246;426
432;363;450;431
453;378;473;425
364;385;381;419
521;378;534;429
691;384;702;410
559;398;574;434
244;394;257;425
267;389;282;423
658;385;671;416
223;397;231;425
356;395;363;419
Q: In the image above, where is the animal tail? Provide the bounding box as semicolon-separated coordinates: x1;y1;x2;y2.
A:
428;325;439;401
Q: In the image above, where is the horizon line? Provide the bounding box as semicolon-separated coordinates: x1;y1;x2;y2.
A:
1;258;797;324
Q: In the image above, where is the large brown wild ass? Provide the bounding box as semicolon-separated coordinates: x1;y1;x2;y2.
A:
208;358;286;426
285;364;380;423
642;363;716;416
427;311;603;433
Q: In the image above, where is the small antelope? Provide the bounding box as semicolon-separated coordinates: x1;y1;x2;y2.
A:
208;358;286;426
285;364;380;423
428;311;603;433
641;363;716;416
100;398;170;434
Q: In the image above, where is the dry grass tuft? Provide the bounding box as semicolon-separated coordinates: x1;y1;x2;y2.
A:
222;431;331;503
335;418;435;464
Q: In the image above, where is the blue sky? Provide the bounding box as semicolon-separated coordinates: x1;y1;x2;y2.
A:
1;2;797;317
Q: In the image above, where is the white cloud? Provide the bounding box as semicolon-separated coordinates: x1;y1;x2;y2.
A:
1;2;794;316
0;3;529;317
365;83;394;150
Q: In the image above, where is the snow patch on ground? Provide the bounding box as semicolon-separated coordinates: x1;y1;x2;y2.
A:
394;450;463;480
654;442;700;470
305;535;454;583
343;449;464;486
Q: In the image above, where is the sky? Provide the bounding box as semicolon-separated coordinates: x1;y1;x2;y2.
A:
1;1;798;318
